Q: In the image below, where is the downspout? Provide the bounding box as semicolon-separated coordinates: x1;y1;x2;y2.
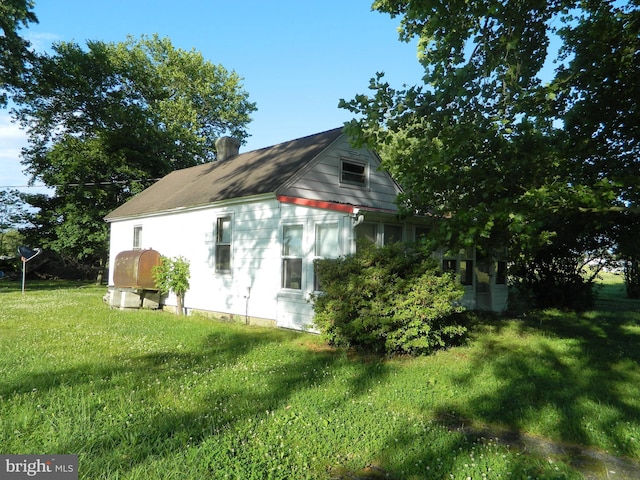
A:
349;208;364;255
351;208;364;227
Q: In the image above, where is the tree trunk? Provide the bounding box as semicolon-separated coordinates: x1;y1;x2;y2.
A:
625;258;640;299
95;255;106;285
176;294;184;315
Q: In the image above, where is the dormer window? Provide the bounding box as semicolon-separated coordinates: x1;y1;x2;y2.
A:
340;159;368;187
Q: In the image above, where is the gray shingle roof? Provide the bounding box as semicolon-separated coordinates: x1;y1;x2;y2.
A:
105;127;344;221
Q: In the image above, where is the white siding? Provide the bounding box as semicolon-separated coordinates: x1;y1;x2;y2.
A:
276;203;352;330
107;198;352;330
280;136;401;211
492;285;509;312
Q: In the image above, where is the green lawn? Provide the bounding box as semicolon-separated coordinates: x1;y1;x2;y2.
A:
1;279;640;479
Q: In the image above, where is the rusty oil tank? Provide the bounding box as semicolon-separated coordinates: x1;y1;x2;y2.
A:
113;249;162;289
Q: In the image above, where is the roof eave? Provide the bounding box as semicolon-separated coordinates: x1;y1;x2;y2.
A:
104;192;277;222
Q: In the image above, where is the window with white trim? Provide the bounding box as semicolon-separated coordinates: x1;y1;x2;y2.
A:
383;224;403;245
133;225;142;250
282;225;303;290
495;261;507;285
340;159;368;187
414;226;430;242
215;216;232;272
313;223;339;290
443;249;474;285
355;222;377;245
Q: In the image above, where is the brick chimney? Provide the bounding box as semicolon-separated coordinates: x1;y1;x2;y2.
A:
215;136;240;161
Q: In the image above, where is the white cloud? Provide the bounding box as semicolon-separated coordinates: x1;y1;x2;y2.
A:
0;112;30;189
25;31;61;53
0;31;60;193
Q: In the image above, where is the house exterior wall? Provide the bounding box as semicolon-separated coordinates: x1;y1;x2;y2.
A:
107;201;509;330
107;196;356;331
492;283;509;312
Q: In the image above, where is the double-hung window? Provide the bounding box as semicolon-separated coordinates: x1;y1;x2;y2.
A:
314;223;339;291
282;225;303;290
340;159;368;187
443;249;474;285
383;224;403;245
216;216;232;272
133;225;142;250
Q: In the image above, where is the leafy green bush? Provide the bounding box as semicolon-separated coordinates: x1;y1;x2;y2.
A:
153;255;190;315
312;242;466;355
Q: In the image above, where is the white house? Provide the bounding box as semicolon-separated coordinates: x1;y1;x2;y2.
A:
105;128;508;331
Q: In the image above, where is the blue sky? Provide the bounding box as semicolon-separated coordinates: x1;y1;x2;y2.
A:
0;0;425;192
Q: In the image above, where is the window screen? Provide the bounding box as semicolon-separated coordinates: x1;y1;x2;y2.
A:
282;225;303;289
496;261;507;284
383;224;403;245
460;260;474;285
133;225;142;250
340;160;367;186
216;217;232;271
314;224;339;290
355;222;377;246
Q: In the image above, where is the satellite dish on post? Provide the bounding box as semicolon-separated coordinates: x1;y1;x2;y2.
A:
18;245;42;295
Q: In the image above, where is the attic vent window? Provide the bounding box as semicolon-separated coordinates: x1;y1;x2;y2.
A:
340;159;367;187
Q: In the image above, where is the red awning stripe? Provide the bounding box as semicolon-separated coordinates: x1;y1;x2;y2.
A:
276;196;355;213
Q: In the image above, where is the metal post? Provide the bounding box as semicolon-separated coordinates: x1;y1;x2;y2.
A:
21;257;26;295
18;246;41;295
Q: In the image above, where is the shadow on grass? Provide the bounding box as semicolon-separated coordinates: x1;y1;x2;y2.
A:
1;324;396;478
7;291;639;478
595;280;640;313
430;307;640;462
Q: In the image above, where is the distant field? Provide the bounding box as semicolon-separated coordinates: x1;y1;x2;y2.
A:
595;271;637;311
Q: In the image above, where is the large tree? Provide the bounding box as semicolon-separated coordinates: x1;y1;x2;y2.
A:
0;0;37;106
0;189;29;257
341;0;639;305
342;1;571;251
555;1;640;297
556;1;640;211
12;35;257;281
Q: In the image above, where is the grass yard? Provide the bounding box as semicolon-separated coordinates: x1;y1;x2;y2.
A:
1;278;640;479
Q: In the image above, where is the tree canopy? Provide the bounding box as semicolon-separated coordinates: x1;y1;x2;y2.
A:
0;0;37;106
341;0;639;304
0;189;29;257
556;1;640;212
11;35;257;279
339;0;640;306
